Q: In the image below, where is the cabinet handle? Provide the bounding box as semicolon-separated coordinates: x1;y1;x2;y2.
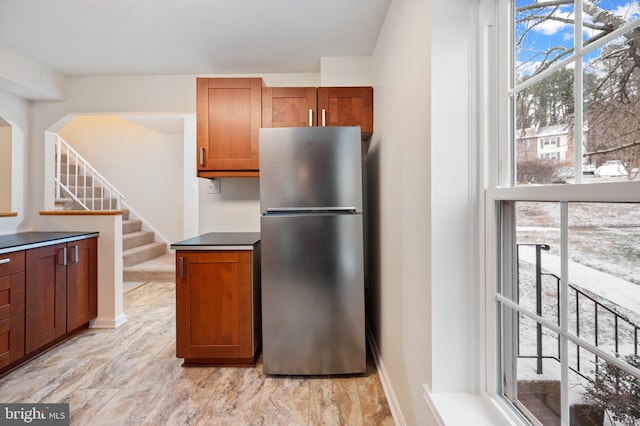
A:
199;147;205;166
0;258;10;265
308;109;313;127
59;247;68;266
321;109;326;127
179;257;184;278
72;245;79;263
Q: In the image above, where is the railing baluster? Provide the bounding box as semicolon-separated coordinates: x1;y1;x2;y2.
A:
595;304;599;375
53;135;124;211
615;315;619;355
55;137;61;200
576;292;581;373
556;277;560;361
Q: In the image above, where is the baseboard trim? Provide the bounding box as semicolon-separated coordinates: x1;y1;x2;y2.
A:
422;384;446;426
366;324;406;426
90;314;128;329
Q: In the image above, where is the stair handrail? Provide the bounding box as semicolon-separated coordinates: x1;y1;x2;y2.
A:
54;134;125;211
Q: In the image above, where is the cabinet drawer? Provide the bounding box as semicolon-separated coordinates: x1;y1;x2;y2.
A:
0;251;25;276
0;312;25;368
0;272;25;320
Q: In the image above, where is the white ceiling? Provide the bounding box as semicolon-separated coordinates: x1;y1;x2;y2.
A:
0;0;391;76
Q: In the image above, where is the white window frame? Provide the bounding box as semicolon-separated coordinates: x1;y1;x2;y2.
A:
480;0;640;423
485;183;640;424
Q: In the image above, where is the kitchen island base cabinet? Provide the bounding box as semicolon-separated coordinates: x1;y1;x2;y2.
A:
25;237;98;355
66;238;98;331
0;232;98;376
176;249;260;366
25;243;67;354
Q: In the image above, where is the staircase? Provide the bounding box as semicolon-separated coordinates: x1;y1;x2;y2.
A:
54;134;172;281
121;209;174;282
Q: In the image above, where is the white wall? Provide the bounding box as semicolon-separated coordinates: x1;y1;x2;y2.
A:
57;115;185;243
0;123;12;211
369;0;431;424
321;57;373;86
0;91;29;235
0;45;63;100
430;0;478;395
370;0;480;424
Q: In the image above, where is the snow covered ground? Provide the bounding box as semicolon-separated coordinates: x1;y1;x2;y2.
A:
518;245;640;319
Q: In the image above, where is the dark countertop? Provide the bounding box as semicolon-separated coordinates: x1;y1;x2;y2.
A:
171;232;261;251
0;231;100;255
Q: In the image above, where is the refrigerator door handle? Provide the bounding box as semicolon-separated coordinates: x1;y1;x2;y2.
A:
265;207;358;214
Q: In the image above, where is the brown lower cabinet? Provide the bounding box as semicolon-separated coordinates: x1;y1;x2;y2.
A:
176;249;260;365
0;250;26;368
0;236;97;374
25;242;67;353
66;238;98;331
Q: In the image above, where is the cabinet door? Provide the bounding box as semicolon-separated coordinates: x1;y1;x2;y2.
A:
67;238;97;331
262;87;317;128
317;87;373;136
25;243;67;353
196;78;262;176
0;251;25;320
0;313;25;368
176;251;252;361
0;251;25;368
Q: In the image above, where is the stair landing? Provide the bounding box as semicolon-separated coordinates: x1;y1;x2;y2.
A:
123;252;175;285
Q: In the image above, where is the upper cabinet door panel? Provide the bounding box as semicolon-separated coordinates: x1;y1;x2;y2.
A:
196;78;262;174
262;87;317;128
317;87;373;136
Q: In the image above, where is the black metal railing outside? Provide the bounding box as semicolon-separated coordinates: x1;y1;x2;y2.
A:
516;243;640;380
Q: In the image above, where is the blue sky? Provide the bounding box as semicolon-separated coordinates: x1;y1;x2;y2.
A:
515;0;640;76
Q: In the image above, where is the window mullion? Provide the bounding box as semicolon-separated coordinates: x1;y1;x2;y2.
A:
560;201;569;424
499;201;518;402
573;0;584;183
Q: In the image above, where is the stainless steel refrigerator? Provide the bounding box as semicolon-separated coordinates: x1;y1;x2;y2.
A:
259;126;366;375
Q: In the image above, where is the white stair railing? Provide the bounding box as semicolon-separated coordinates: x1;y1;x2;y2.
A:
54;134;125;210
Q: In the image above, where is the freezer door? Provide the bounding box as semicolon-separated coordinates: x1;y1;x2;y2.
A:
261;213;365;375
259;126;363;213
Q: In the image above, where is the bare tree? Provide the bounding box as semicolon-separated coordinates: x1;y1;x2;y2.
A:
516;1;640;179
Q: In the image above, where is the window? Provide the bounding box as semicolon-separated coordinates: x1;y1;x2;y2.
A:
494;197;640;425
486;1;640;425
512;0;640;185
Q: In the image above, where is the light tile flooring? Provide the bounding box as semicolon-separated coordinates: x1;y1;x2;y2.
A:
0;282;394;425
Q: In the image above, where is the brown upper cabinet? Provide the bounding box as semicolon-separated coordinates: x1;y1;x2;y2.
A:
317;87;373;138
262;86;373;140
196;78;263;178
197;79;373;178
262;87;318;128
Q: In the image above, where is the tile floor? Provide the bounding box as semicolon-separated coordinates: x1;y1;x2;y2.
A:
0;282;394;425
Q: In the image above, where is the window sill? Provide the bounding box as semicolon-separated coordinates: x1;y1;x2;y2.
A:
423;386;521;426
